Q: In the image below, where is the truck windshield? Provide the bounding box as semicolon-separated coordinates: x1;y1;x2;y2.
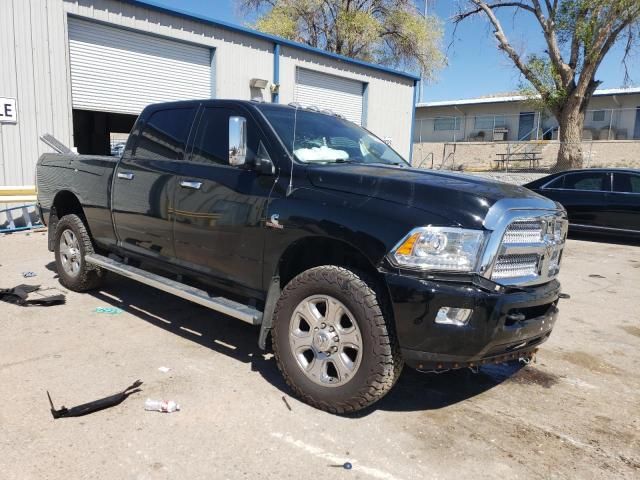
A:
257;105;408;166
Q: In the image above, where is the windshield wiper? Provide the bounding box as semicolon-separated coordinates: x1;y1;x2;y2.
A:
367;161;406;167
321;158;356;164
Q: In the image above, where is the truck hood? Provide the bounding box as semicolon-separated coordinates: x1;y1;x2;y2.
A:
306;164;544;228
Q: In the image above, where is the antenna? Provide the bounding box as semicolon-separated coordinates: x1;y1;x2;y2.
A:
419;0;434;103
287;104;299;196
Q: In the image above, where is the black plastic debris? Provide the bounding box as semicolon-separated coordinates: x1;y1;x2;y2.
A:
0;284;65;306
47;380;143;419
282;395;292;411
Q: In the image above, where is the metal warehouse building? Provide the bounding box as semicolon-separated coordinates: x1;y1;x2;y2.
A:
0;0;418;187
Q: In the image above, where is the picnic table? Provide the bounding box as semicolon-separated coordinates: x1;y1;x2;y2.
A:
494;151;542;170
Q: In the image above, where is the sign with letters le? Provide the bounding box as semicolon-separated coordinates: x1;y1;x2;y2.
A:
0;97;17;124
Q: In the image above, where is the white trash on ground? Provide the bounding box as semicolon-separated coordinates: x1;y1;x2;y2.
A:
144;399;180;413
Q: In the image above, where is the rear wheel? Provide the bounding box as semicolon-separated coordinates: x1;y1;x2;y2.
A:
272;266;402;413
54;214;104;291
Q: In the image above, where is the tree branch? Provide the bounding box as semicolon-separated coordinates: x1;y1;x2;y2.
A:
530;0;572;86
460;1;547;97
453;2;535;23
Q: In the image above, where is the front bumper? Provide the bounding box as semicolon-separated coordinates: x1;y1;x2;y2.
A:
384;272;561;370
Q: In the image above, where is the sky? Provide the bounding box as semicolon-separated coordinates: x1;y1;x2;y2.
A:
150;0;639;103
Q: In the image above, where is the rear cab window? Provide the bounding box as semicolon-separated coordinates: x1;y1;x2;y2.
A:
134;108;195;160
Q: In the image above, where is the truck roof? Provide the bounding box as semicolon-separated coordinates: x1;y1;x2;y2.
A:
141;99;348;121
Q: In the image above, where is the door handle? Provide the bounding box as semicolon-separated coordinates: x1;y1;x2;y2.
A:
180;180;202;190
117;172;134;180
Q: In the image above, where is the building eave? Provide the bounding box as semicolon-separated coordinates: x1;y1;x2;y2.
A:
116;0;421;82
416;86;640;109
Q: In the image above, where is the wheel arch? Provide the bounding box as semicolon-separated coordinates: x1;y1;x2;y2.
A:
48;190;89;251
259;235;394;350
277;235;383;288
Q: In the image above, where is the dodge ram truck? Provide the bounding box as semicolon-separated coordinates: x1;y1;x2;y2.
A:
36;99;568;413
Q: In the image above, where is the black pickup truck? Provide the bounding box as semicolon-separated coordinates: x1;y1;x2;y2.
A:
36;100;567;413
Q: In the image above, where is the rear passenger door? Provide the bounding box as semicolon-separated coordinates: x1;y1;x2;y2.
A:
172;106;277;299
112;106;196;261
607;172;640;232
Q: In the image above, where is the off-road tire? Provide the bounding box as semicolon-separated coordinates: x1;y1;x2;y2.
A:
54;214;104;292
272;266;403;414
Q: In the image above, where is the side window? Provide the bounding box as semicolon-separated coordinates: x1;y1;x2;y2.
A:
543;176;565;189
564;172;609;191
613;173;640;193
135;108;194;160
190;108;230;165
190;107;265;166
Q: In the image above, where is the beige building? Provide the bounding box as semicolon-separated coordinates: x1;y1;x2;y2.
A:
413;87;640;170
415;87;640;143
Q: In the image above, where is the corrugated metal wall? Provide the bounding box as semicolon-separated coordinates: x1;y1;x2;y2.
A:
279;47;415;157
0;0;415;189
64;0;275;102
0;0;73;186
294;68;364;124
67;17;212;114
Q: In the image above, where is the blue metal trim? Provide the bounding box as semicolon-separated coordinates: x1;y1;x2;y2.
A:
117;0;420;82
409;79;418;163
210;48;216;98
361;82;369;127
272;43;280;103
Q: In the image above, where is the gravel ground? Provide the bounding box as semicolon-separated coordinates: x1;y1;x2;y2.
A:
1;231;639;479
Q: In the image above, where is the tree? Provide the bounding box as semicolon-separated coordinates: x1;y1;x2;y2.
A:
238;0;445;81
454;1;640;169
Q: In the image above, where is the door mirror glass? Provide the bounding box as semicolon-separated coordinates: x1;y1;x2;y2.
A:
229;116;247;166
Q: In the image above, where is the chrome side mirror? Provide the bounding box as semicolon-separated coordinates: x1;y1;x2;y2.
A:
229;116;247;166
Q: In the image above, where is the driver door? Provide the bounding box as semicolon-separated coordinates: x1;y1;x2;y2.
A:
172;106;277;299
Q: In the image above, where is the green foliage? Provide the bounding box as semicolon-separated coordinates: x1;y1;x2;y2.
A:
255;6;298;40
239;0;445;79
519;55;568;111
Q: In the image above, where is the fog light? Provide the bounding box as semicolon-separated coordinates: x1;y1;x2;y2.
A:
435;307;473;326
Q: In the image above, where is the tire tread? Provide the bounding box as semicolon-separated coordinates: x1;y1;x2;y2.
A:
54;214;104;292
272;265;402;414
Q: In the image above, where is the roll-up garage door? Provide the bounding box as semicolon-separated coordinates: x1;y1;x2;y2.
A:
294;68;364;125
68;18;212;115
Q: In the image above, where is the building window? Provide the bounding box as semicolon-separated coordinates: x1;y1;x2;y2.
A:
592;110;605;122
433;117;461;131
474;115;506;130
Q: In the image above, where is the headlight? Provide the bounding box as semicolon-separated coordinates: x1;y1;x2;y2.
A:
389;227;485;272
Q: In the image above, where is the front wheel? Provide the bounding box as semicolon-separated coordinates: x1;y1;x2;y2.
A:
272;266;402;413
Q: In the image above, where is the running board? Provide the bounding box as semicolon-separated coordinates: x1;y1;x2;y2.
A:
85;254;262;325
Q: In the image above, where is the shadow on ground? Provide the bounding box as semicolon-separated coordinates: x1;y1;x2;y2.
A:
77;271;527;415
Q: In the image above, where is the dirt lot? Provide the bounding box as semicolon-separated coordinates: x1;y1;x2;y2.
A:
1;232;639;479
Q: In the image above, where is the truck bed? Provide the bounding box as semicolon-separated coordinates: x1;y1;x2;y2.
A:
37;152;118;246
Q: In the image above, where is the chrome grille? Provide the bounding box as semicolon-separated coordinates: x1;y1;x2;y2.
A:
492;254;539;279
489;214;568;286
501;218;544;244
